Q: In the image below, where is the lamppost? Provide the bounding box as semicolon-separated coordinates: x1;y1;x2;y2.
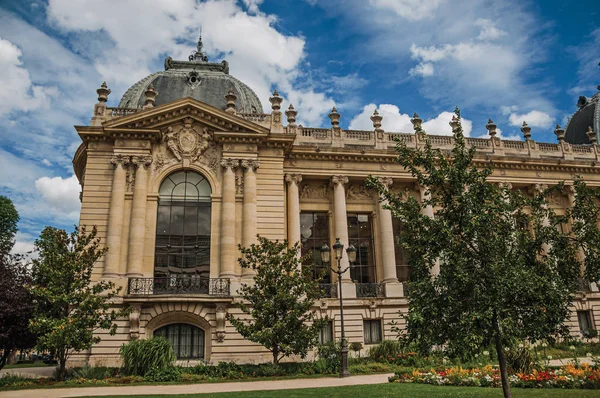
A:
321;237;356;378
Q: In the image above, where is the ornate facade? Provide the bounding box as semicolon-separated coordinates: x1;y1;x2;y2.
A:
71;39;600;366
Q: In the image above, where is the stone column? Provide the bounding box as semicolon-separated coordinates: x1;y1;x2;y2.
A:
220;158;239;279
331;176;353;284
241;159;259;279
418;183;439;276
377;177;398;283
285;174;302;251
103;154;129;278
126;155;152;277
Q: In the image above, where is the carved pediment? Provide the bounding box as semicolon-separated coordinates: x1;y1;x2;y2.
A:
165;117;211;162
103;97;270;135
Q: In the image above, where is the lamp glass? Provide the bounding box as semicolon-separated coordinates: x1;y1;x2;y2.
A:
320;244;330;264
346;244;357;263
333;238;343;260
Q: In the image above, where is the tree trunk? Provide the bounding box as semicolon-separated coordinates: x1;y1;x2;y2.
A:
272;349;279;373
493;312;512;398
57;350;67;381
0;349;10;371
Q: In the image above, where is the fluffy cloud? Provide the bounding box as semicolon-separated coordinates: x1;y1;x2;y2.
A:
34;174;81;220
349;103;472;136
508;110;554;128
46;0;336;126
369;0;446;21
475;19;507;41
409;62;434;77
0;38;57;116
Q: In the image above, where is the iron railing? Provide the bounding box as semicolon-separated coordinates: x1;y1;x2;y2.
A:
356;283;385;298
318;283;338;298
128;276;230;296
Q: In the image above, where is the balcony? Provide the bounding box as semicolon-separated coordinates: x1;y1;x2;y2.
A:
128;276;230;296
356;283;385;298
318;283;338;299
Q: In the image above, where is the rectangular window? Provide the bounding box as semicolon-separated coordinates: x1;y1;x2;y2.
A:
392;218;411;282
318;321;333;344
577;311;593;333
363;319;382;345
300;212;331;282
347;213;375;283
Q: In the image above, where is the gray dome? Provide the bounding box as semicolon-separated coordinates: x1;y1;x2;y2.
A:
119;38;263;113
565;89;600;145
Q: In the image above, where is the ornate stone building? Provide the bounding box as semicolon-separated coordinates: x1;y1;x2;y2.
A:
72;38;600;366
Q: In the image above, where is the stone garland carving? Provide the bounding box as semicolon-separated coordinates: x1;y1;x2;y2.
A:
235;174;244;195
129;304;141;338
126;166;135;192
215;303;228;343
165;117;211;162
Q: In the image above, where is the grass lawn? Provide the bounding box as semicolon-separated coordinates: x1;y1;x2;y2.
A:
83;383;600;398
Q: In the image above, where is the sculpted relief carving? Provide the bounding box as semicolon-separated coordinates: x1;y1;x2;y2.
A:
154;118;220;176
165;117;211;162
346;183;372;201
299;181;329;200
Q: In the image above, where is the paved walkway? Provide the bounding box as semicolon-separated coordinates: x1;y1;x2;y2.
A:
0;366;55;379
0;373;393;398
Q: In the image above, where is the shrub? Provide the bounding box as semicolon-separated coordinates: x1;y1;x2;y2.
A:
316;341;342;373
349;342;363;357
144;366;181;382
107;375;144;384
120;337;176;377
368;340;403;362
186;361;244;379
0;375;34;388
69;365;117;380
505;345;535;374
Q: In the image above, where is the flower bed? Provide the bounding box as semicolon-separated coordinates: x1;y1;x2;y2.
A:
389;363;600;389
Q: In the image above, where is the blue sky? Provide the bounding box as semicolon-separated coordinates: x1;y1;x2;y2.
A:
0;0;598;252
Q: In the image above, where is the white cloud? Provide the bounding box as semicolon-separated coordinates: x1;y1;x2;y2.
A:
46;0;334;126
34;174;81;220
475;19;507;41
369;0;446;21
349;104;472;136
508;110;554;128
0;38;57;116
409;62;434;77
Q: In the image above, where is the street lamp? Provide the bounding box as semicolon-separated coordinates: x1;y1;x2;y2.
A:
321;237;356;378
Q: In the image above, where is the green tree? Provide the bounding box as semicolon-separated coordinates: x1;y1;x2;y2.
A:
0;196;19;256
367;108;600;398
228;236;327;371
0;196;36;371
28;225;129;380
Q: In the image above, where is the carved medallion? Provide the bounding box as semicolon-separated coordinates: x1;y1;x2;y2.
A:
164;118;211;162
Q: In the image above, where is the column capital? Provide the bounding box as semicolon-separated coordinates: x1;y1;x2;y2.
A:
285;173;302;185
529;183;547;196
377;176;393;187
331;175;348;187
221;158;240;171
110;154;130;167
241;159;260;172
131;155;152;169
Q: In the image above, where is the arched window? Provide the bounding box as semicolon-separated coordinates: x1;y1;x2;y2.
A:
155;171;212;278
154;323;205;359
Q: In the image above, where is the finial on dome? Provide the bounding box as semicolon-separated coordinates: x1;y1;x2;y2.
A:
225;88;237;114
449;114;460;133
285;104;297;127
411;112;423;133
189;35;209;62
521;121;531;140
554;124;565;143
97;81;110;103
586;126;597;144
371;109;383;133
143;85;158;109
328;106;340;127
269;90;282;112
486;118;497;138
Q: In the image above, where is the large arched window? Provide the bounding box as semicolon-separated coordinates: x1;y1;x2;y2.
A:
154;323;205;359
155;171;211;278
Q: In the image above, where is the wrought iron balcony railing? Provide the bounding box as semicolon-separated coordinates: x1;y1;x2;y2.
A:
128;276;230;296
356;283;385;298
318;283;338;299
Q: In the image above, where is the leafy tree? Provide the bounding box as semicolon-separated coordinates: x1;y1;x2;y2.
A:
0;196;19;256
367;108;600;398
28;225;129;380
0;196;36;370
228;236;327;370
